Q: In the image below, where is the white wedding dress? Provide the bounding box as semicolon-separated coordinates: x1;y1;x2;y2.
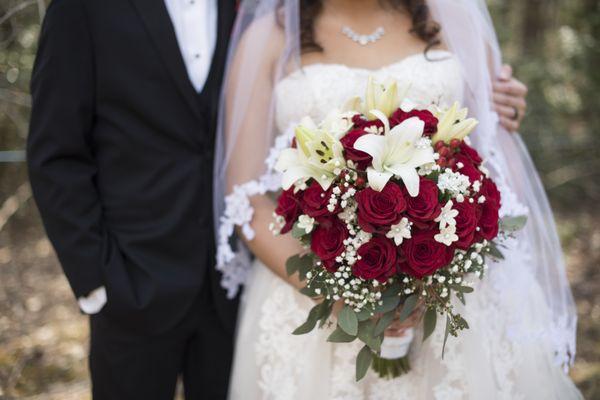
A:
227;50;582;400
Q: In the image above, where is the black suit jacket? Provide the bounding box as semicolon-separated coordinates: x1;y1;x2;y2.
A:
27;0;238;334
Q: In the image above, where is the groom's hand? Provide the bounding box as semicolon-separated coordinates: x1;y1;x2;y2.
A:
493;64;528;133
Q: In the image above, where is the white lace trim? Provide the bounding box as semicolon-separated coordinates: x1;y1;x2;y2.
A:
216;128;295;298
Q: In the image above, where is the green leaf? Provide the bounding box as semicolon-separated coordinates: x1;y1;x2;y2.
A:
317;300;334;328
338;305;359;336
356;306;375;322
449;284;474;294
358;320;382;352
442;315;451;359
328;326;357;343
422;308;437;342
291;222;308;239
374;293;401;314
285;255;301;276
285;254;314;280
299;285;317;298
487;243;505;260
456;291;466;306
500;215;527;232
292;303;321;335
398;294;419;322
356;345;374;381
374;310;396;337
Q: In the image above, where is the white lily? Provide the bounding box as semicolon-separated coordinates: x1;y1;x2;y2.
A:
345;76;407;120
321;110;357;139
431;102;479;144
275;122;346;190
353;110;435;195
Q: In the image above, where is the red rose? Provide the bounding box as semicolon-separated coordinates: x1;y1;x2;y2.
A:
453;200;478;250
390;109;438;136
352;114;383;130
353;236;398;283
356;182;407;233
459;142;483;165
275;189;302;234
301;181;336;218
454;154;483;183
340;129;373;170
405;177;441;227
310;217;349;272
479;178;501;208
400;229;454;278
477;202;500;241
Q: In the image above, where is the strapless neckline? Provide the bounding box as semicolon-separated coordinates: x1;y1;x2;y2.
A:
286;49;454;80
274;49;463;134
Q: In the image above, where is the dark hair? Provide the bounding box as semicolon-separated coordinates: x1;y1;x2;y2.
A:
293;0;441;53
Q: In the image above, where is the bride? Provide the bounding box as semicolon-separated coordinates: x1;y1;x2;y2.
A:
214;0;583;398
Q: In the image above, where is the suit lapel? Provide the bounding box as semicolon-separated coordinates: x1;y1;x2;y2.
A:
129;0;203;120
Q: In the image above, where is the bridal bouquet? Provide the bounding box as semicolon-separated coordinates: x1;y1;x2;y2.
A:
272;77;526;381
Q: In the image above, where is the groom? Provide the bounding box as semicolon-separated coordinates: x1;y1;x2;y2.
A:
27;0;237;398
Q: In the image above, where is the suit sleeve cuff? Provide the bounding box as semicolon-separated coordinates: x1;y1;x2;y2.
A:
78;286;107;314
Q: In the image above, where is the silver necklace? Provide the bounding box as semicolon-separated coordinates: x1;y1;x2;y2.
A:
341;26;385;46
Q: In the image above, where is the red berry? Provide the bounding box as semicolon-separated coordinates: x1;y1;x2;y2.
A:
356;177;366;187
448;158;457;168
437;157;447;167
434;140;445;150
438;146;450;158
450;139;461;149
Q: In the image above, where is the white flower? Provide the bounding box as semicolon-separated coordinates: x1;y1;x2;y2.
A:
353;111;435;195
437;169;471;198
297;214;316;234
431;102;478;144
435;224;459;246
275;121;346;190
435;200;459;229
321;110;357;139
386;217;412;246
344;76;407;119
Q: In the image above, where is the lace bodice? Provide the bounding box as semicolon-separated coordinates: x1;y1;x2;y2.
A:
274;50;464;133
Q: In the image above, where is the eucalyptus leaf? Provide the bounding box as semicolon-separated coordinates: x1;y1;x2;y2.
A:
291;222;308;239
449;284;474;294
356;345;374;381
358;320;382;352
317;300;334;328
356;306;375;322
286;254;314;280
486;243;505;260
374;309;396;337
292;303;321;335
442;315;451;359
500;215;527;232
285;255;301;276
327;326;357;343
456;291;466;306
422;308;437;342
398;294;419;322
374;293;401;314
338;305;359;336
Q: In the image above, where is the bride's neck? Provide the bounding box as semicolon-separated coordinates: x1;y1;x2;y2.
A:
324;0;386;14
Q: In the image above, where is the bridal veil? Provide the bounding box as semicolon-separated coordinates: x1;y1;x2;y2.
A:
212;0;578;368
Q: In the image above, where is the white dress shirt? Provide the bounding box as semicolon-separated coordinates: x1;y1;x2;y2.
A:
78;0;218;314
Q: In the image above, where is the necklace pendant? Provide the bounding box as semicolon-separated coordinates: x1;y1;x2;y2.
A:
342;26;385;46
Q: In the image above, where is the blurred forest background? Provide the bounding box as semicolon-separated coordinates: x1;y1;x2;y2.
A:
0;0;598;398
